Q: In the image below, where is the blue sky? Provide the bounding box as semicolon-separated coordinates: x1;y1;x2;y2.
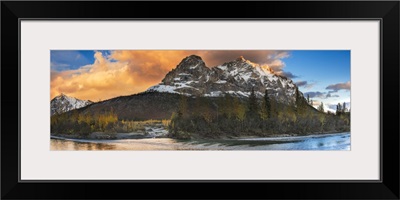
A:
283;50;350;111
51;50;111;71
51;50;350;111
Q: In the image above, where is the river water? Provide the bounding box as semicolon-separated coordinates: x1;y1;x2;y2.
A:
50;132;350;151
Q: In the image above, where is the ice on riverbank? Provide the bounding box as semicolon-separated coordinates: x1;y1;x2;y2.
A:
145;126;168;137
237;132;350;141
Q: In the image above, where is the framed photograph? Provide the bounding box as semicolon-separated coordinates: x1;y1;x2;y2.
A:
2;1;399;199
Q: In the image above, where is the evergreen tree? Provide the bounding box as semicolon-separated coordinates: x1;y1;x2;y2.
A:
247;88;258;118
233;96;241;119
318;102;325;112
343;102;346;112
270;98;278;118
260;89;271;120
307;94;310;104
264;89;271;119
336;103;342;116
295;87;305;114
221;94;233;119
295;88;301;105
178;95;188;118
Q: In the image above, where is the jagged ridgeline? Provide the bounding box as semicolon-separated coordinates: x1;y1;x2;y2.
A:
148;55;298;103
51;93;93;116
51;55;350;138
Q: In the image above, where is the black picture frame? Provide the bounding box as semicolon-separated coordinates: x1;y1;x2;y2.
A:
2;1;399;199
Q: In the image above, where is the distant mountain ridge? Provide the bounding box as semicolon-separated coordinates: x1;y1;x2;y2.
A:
147;55;300;104
51;94;93;115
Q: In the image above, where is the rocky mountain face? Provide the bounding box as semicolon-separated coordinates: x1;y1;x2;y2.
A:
147;55;300;104
51;94;93;115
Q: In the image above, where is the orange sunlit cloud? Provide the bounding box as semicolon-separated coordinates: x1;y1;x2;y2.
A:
51;50;289;101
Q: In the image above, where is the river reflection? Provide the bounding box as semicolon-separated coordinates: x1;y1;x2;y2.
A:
51;132;350;151
51;139;118;150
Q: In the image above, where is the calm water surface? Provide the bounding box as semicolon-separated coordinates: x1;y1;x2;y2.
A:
50;132;350;151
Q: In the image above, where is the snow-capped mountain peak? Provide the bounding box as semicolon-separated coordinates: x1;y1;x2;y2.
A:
178;55;205;67
147;55;300;104
236;56;246;62
51;94;93;115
